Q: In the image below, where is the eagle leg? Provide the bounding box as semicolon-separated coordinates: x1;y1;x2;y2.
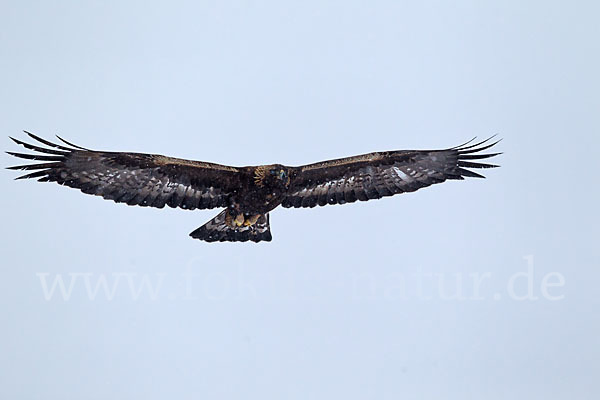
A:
225;210;262;228
243;214;261;227
234;213;245;227
225;211;245;228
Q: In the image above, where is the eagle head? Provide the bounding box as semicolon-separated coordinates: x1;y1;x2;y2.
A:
254;165;290;188
269;167;287;181
269;165;290;187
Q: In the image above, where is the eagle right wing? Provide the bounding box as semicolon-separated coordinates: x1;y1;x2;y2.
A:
282;137;501;208
7;132;241;210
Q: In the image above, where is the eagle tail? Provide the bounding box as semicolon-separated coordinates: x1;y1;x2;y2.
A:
189;210;272;243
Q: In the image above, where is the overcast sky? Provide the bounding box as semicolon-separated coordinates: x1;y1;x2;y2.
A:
1;1;598;399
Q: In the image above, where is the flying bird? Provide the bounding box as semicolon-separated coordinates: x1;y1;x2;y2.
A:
7;132;500;243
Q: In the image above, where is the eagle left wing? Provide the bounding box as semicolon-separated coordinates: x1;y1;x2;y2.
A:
7;132;242;210
282;137;501;208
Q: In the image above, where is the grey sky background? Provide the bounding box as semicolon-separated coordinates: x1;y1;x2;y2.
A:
1;1;598;399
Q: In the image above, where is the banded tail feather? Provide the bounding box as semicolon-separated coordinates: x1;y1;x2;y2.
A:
189;210;272;243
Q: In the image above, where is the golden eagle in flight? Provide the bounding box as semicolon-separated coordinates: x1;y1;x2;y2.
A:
7;132;500;243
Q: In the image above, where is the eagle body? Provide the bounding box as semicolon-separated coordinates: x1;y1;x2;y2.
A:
8;133;501;243
234;165;291;214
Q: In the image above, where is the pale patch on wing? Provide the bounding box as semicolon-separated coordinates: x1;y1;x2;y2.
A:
154;155;238;172
300;152;383;172
391;166;410;180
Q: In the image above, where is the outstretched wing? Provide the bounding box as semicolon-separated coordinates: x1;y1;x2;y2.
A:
7;132;241;210
282;137;501;208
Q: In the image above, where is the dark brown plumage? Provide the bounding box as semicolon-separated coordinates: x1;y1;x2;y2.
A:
7;132;501;242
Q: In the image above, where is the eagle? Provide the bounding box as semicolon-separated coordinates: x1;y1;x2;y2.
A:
7;132;500;243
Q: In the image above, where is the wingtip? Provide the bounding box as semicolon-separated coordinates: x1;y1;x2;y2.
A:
455;134;502;151
489;137;502;146
25;131;42;142
55;134;89;150
483;135;503;149
451;136;477;149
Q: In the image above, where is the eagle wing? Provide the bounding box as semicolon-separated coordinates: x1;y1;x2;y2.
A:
282;137;501;208
7;132;241;210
